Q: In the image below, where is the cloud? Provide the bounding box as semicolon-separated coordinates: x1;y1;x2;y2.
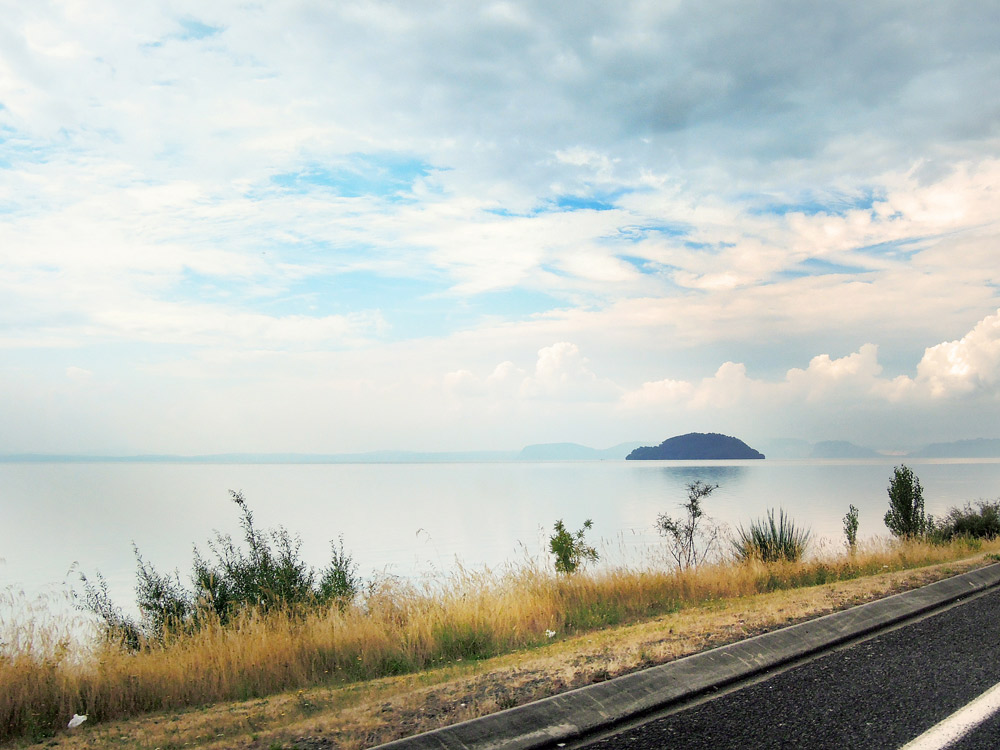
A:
520;341;620;400
785;345;884;402
915;309;1000;397
1;2;998;454
620;377;694;409
623;309;1000;418
444;342;620;404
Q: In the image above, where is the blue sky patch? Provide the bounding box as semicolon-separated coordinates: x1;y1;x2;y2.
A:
539;263;571;279
554;194;618;211
615;223;689;242
271;154;433;199
855;237;926;258
535;188;632;214
683;240;735;252
617;255;664;275
177;19;223;40
0;127;51;167
751;188;887;218
778;257;871;280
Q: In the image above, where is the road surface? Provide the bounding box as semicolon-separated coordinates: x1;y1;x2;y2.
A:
571;587;1000;749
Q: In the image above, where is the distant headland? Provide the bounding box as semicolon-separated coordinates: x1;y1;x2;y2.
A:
626;432;765;460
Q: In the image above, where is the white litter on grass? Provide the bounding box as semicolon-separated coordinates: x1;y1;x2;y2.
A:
545;629;556;638
68;714;87;729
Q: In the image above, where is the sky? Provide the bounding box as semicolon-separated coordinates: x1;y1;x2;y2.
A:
1;0;998;455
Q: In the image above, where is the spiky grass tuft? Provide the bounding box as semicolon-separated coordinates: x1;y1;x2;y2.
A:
733;508;811;563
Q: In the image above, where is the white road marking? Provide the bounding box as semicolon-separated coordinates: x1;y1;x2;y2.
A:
901;682;1000;750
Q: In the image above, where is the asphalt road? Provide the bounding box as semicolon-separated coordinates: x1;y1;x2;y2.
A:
948;712;1000;750
572;587;1000;750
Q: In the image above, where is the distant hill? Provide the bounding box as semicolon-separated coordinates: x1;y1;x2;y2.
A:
810;440;881;459
518;442;645;460
758;438;812;459
626;433;765;460
910;438;1000;458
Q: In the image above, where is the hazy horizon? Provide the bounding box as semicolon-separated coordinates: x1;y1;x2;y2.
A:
4;434;1000;461
2;2;998;456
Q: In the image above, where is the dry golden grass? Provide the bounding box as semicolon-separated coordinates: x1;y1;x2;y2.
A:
3;538;998;748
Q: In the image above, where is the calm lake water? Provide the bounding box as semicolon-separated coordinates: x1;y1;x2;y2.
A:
3;459;1000;615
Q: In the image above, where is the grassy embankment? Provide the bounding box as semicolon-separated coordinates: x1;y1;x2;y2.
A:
3;537;999;748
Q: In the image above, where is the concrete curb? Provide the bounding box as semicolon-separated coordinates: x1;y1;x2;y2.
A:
373;563;1000;750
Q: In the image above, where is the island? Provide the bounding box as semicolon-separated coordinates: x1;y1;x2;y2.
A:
626;432;765;460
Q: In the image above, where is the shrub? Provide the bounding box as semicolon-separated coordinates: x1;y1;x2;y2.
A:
733;509;810;563
77;571;143;650
884;465;929;539
656;480;723;569
933;500;1000;542
318;535;362;608
843;504;860;552
196;491;317;615
549;519;598;574
80;491;360;642
134;546;193;636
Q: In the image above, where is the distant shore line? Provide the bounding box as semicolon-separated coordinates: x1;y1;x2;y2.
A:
4;453;1000;465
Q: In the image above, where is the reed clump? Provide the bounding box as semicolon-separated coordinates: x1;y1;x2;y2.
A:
733;508;811;563
2;535;996;745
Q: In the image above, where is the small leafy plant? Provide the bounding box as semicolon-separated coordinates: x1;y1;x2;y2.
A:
656;480;722;569
549;519;599;574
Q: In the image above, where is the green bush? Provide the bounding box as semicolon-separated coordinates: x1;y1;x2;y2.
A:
318;535;361;608
549;519;598;574
80;491;361;644
933;500;1000;542
884;465;929;539
733;509;810;563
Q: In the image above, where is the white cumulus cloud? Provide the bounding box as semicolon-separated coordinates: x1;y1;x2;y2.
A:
915;308;1000;398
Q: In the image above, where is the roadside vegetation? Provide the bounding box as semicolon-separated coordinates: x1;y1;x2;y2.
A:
733;508;811;563
3;468;1000;746
548;519;599;574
